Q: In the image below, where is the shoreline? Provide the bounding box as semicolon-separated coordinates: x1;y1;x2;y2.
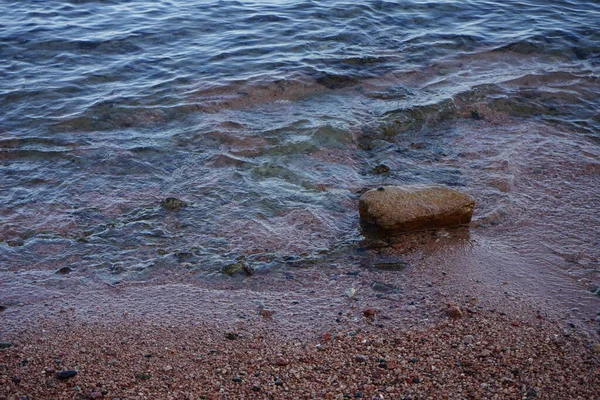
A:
1;301;598;399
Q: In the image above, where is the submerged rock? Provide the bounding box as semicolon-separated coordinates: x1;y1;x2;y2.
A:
358;185;475;233
160;197;187;210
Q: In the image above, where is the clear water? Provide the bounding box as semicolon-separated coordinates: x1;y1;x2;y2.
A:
1;1;599;318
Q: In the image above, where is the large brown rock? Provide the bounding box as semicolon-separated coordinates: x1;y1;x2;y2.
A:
358;185;475;233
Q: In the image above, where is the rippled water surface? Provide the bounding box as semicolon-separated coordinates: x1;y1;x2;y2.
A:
1;0;599;320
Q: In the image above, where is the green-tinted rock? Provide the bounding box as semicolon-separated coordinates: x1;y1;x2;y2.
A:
160;197;187;210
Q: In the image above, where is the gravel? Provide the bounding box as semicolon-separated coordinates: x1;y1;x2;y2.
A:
1;305;598;399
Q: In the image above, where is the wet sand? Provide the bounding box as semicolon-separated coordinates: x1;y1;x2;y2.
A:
2;232;599;399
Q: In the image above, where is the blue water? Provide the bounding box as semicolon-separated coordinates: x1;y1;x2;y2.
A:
1;1;599;300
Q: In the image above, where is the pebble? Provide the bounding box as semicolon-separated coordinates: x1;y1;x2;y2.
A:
464;335;475;344
363;308;377;319
447;305;463;319
273;358;290;366
55;266;73;274
56;370;77;380
371;281;397;293
0;305;6;312
0;342;13;349
225;332;239;340
11;376;21;384
354;354;368;362
90;391;102;398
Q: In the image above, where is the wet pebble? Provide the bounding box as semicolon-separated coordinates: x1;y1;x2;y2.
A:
373;164;390;174
56;370;77;380
363;308;377;319
447;305;463;319
371;281;397;293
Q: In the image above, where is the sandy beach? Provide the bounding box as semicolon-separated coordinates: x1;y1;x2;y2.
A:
2;233;599;399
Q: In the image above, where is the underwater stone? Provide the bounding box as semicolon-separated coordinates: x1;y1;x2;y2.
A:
358;185;475;233
160;197;187;210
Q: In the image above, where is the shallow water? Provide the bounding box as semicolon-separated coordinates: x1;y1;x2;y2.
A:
1;0;599;327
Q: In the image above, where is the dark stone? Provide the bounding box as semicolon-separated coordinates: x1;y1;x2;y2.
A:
0;305;6;312
316;74;358;89
525;387;538;398
134;372;151;380
372;282;398;293
225;332;239;340
242;263;255;276
160;197;187;210
11;376;21;384
412;377;420;383
470;110;482;120
232;376;242;383
56;267;73;275
0;342;13;349
373;261;408;271
373;164;390;174
56;370;77;380
144;353;152;358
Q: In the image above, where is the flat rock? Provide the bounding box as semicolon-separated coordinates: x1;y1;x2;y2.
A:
358;185;475;233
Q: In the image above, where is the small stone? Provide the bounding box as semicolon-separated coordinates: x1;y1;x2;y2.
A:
144;353;152;358
160;197;187;210
373;164;390;174
0;342;13;349
355;354;368;363
371;281;397;293
134;372;151;380
242;263;255;276
345;288;357;299
90;391;102;398
373;261;408;271
470;110;482;120
55;266;73;274
273;358;289;366
363;308;377;319
56;370;77;380
252;383;261;391
221;262;245;276
0;305;7;312
463;335;475;344
11;376;21;384
259;309;274;318
225;332;239;340
232;376;242;383
447;305;463;319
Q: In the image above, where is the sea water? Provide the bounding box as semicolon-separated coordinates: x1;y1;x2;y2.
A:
1;0;599;319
